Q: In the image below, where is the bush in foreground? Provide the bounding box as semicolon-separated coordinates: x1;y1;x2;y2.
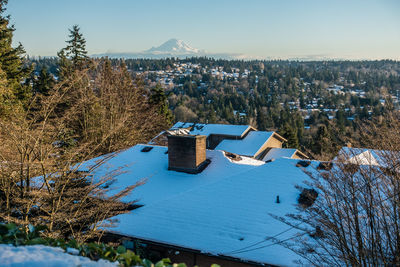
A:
0;223;219;267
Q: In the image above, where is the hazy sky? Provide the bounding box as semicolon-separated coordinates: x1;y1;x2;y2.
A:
6;0;400;59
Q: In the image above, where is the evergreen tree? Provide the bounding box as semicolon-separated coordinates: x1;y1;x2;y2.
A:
0;0;31;108
280;123;299;148
336;108;346;131
34;66;55;95
149;84;174;125
58;25;88;75
207;109;217;123
0;65;13;115
312;125;332;155
256;108;268;130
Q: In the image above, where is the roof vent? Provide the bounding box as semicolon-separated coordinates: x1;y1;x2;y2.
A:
141;146;153;152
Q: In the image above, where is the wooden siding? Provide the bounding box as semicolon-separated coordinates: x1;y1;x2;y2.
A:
293;150;308;159
102;233;276;267
254;135;283;159
167;135;206;172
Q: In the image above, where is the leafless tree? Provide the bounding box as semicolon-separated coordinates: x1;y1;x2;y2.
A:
274;113;400;266
0;60;165;242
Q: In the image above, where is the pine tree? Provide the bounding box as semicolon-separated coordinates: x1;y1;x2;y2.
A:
58;25;88;75
280;123;299;149
312;125;331;155
256;108;268;130
0;65;13;115
0;0;31;108
149;84;174;125
34;66;55;96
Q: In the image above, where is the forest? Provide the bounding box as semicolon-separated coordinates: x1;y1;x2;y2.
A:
30;56;400;157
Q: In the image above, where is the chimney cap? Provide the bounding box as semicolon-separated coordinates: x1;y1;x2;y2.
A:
167;134;206;139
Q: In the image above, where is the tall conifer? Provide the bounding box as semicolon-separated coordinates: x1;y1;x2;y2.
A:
0;0;31;108
58;25;88;76
34;66;55;96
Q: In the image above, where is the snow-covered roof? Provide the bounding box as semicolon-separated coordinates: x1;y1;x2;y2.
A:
85;145;268;206
215;131;274;157
171;122;251;137
86;144;312;266
335;147;399;167
263;148;298;161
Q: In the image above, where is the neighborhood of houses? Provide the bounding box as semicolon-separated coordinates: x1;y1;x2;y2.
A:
85;122;382;267
133;61;399;127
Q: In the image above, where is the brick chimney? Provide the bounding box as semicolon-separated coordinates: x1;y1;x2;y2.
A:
167;135;208;174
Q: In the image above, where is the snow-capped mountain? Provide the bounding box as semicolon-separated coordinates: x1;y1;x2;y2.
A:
146;39;200;54
92;38;249;60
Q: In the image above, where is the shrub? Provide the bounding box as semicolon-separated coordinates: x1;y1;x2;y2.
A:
0;223;213;267
298;188;318;208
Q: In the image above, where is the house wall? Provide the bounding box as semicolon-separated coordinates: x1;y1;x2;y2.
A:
292;152;302;159
101;233;274;267
254;136;283;159
293;151;308;160
162;249;268;267
207;134;240;149
207;128;254;149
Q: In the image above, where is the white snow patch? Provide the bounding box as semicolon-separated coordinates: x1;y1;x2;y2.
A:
216;131;274;157
225;154;265;166
0;244;116;267
263;148;298;161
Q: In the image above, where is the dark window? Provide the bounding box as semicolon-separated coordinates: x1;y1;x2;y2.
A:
296;160;311;168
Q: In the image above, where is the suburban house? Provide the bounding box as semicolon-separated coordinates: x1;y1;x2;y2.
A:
262;148;308;162
151;122;308;161
85;122;314;266
335;146;398;168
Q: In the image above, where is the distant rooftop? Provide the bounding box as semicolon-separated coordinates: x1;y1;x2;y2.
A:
263;148;299;161
262;148;308;162
335;147;399;167
215;131;274;157
171;122;252;137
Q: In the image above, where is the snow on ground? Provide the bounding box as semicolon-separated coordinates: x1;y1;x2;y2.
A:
0;244;116;267
215;131;274;157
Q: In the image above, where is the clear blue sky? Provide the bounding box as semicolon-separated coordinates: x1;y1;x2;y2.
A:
6;0;400;59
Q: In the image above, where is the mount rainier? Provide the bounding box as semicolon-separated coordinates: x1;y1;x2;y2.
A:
93;38;248;60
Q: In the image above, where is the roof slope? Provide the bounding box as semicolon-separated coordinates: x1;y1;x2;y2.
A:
263;148;298;161
86;145;264;206
109;158;309;266
335;147;399;167
172;122;251;137
215;131;274;157
88;145;312;266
